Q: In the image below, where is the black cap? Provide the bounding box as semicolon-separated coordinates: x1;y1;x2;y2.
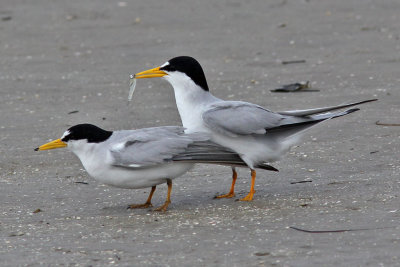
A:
160;56;209;91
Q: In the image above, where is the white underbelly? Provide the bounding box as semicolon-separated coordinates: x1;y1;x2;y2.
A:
86;162;194;189
210;132;296;167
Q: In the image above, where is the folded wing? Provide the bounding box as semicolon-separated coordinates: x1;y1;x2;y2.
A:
202;99;376;140
110;126;278;171
202;101;284;137
110;126;201;168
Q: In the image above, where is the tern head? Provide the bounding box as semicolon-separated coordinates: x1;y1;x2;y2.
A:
35;124;112;151
135;56;209;91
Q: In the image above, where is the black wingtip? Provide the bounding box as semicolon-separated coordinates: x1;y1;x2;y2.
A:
346;108;360;114
258;163;279;172
34;147;39;151
361;99;378;104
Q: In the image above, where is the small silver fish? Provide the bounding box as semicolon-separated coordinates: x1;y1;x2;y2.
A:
128;74;136;102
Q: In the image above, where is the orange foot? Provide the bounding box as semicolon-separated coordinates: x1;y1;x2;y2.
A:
127;203;153;209
239;191;255;201
154;201;171;212
214;192;235;199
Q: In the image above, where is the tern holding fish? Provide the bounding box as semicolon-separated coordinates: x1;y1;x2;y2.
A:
132;56;377;201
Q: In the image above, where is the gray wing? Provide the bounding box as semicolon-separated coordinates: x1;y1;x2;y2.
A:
171;140;279;172
110;126;209;168
267;99;377;138
110;126;279;171
172;141;244;164
202;99;374;139
277;99;377;116
265;108;360;139
202;101;285;137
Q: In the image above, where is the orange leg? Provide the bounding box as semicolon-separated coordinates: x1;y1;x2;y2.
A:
240;169;256;201
128;186;156;209
215;168;237;199
155;179;172;212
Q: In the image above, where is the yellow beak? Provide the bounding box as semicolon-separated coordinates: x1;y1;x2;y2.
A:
134;67;167;79
35;139;67;151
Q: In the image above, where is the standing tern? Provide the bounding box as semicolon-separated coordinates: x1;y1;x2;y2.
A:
35;123;277;211
134;56;377;201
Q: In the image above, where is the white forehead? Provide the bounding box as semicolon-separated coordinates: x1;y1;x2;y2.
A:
160;61;169;68
61;130;71;139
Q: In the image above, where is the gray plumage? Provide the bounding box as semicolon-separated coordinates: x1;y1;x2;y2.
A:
172;140;278;171
202;101;281;137
109;126;277;170
132;55;377;201
110;126;204;168
277;99;376;117
202;99;377;140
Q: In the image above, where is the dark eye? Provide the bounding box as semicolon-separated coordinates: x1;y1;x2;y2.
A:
62;134;73;142
161;65;175;72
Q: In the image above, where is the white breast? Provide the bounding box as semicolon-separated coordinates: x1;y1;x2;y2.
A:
164;72;219;133
91;162;194;189
70;141;194;189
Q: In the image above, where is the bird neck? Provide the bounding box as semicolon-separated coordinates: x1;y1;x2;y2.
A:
68;141;102;172
170;81;218;130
